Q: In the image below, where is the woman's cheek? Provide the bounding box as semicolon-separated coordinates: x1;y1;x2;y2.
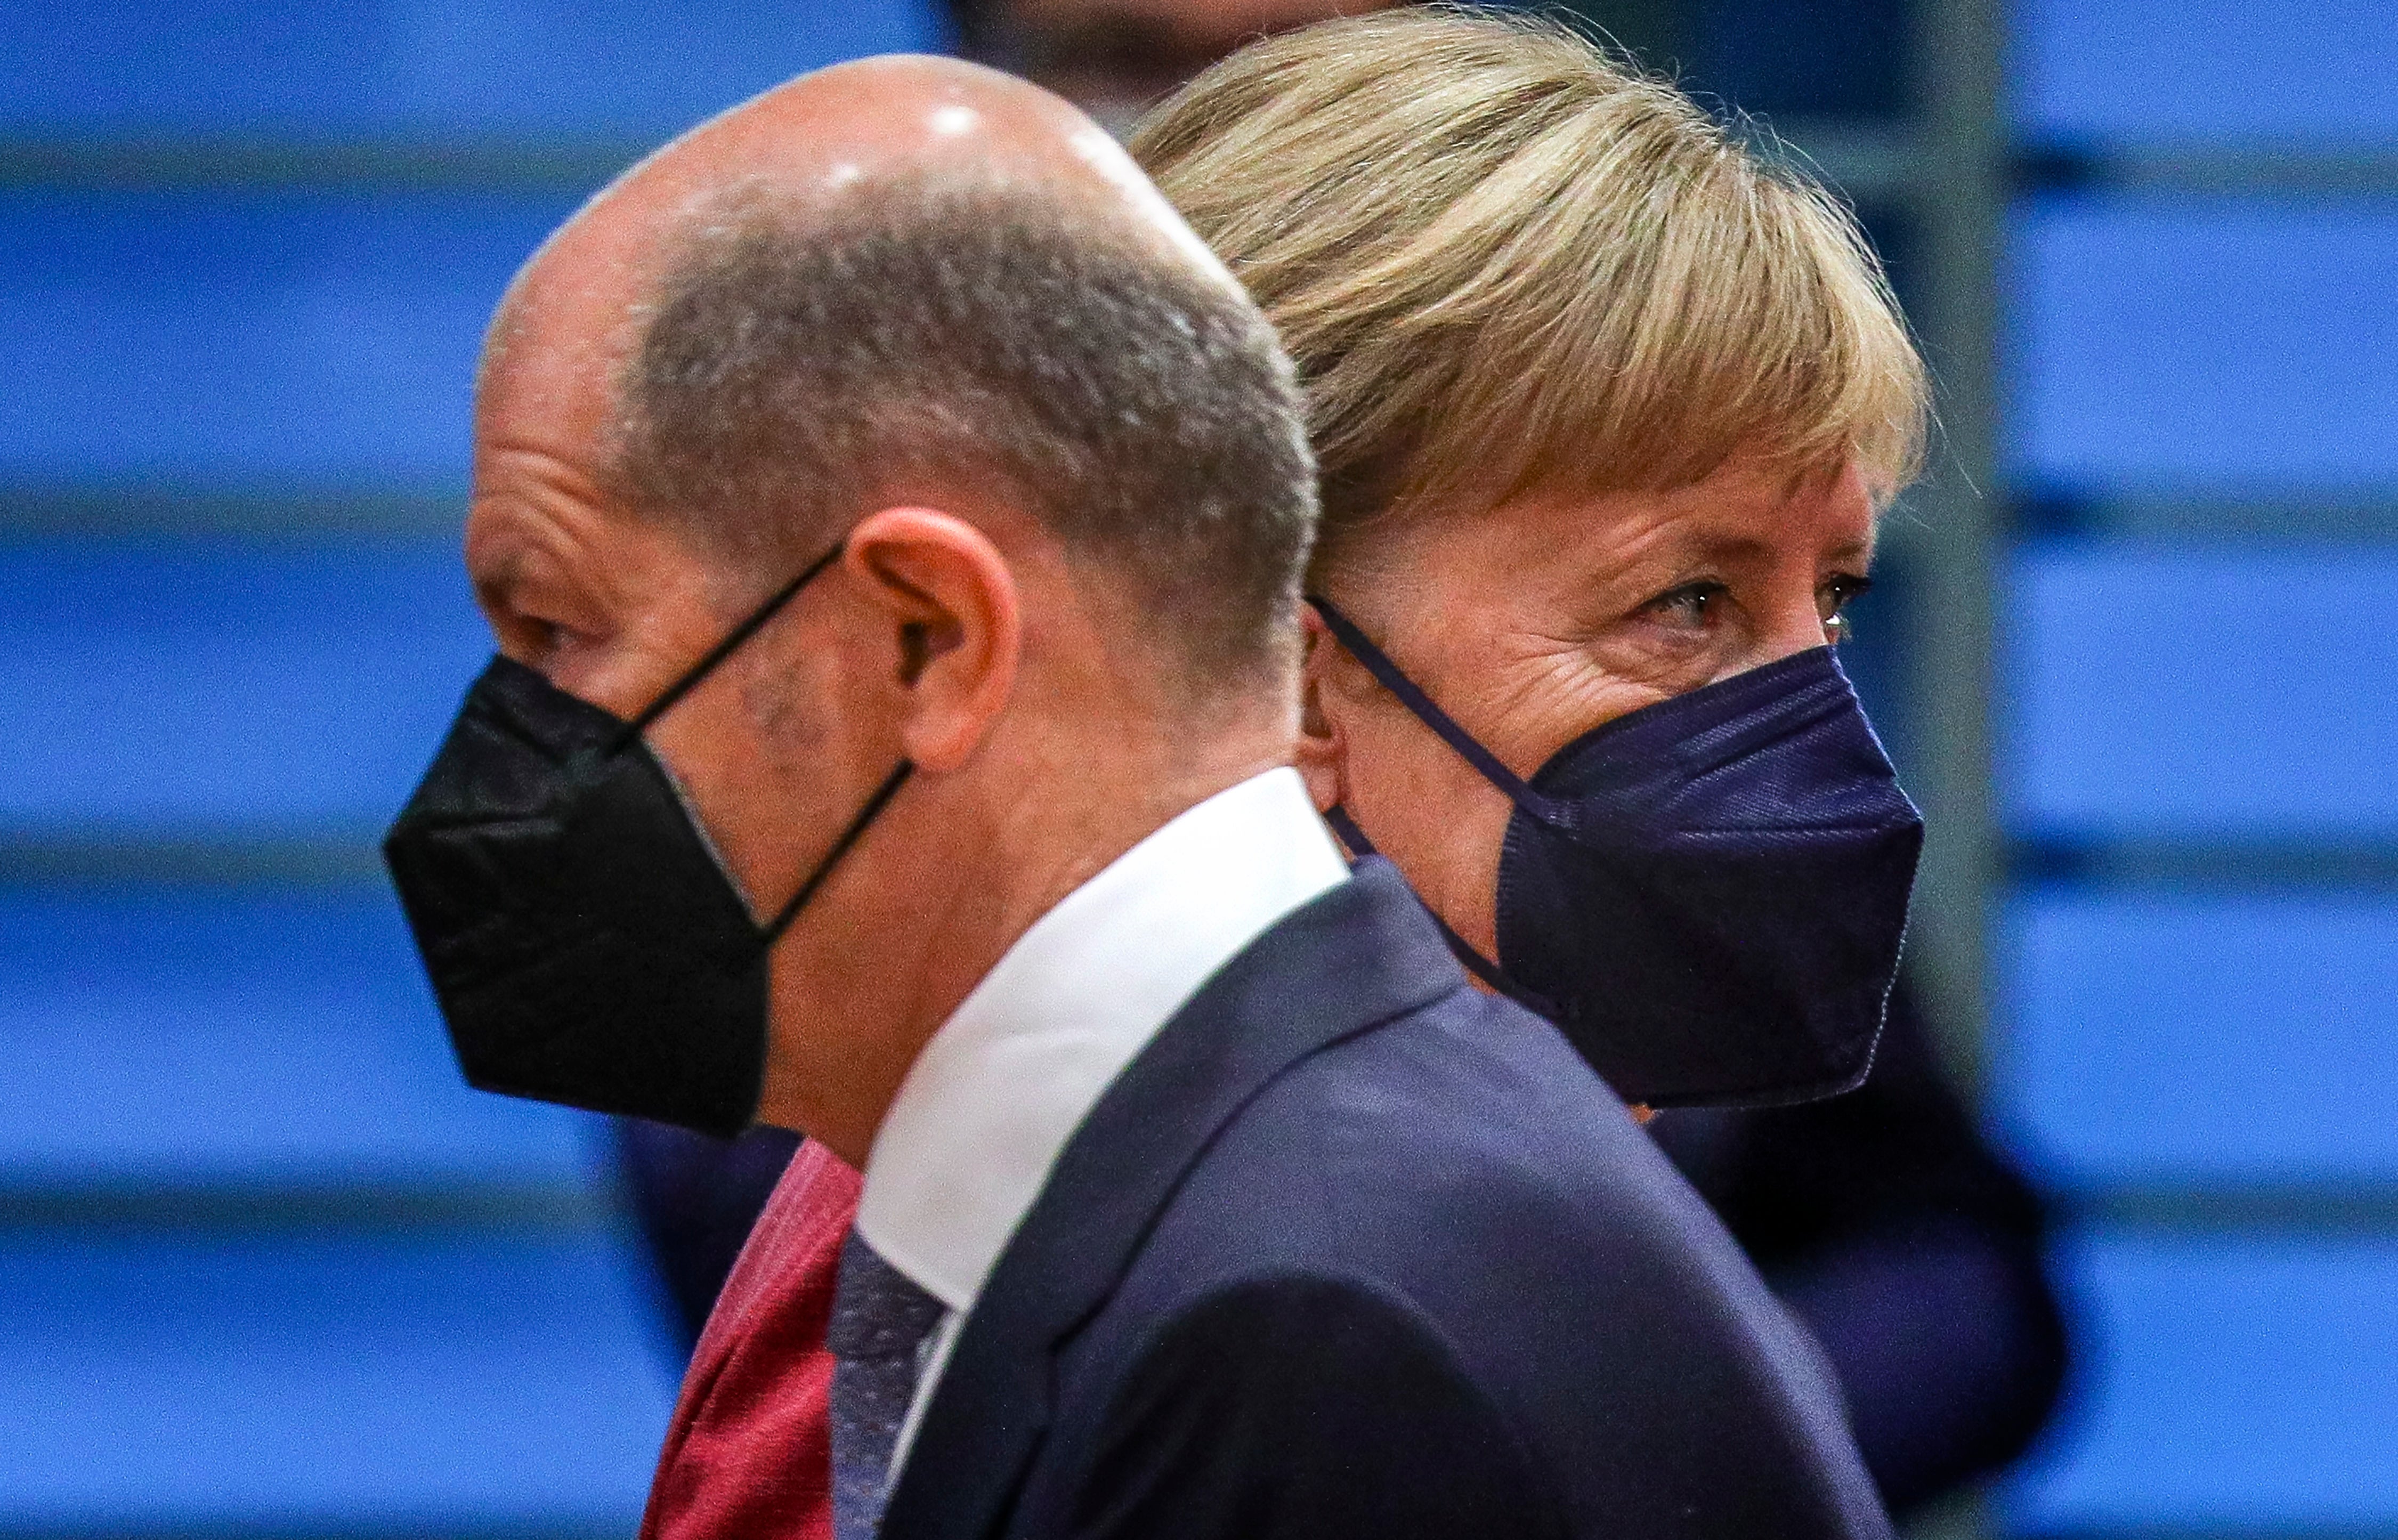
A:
1581;628;1722;716
1483;653;1671;769
1344;701;1512;955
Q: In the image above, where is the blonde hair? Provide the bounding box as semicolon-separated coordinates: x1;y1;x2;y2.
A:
1130;8;1929;568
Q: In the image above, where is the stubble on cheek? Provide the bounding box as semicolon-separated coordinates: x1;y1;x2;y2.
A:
736;655;836;780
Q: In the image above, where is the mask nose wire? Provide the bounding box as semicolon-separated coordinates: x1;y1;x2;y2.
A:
1307;597;1565;825
606;540;848;756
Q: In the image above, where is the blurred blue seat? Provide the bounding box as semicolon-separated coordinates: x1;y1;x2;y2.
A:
3;537;488;844
0;883;597;1197
1994;890;2398;1192
0;1227;676;1533
0;189;572;491
2002;1230;2398;1535
0;5;941;1535
2000;541;2398;844
2013;0;2398;150
3;0;942;144
2008;198;2398;498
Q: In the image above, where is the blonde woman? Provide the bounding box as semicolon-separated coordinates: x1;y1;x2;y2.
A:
1132;14;2062;1514
1136;13;1924;1092
640;15;2006;1540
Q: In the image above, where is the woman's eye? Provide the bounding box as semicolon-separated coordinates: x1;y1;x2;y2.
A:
1819;573;1874;641
1645;581;1730;631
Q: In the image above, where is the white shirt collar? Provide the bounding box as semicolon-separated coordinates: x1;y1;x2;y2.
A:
854;767;1349;1314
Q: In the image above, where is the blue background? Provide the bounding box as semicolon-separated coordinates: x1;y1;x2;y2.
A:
0;3;940;1532
1997;2;2398;1534
5;1;2394;1535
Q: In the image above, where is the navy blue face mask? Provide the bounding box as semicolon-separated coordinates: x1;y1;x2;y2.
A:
1312;599;1923;1109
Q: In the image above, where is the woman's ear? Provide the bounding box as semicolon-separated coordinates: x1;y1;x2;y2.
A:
1297;603;1349;816
842;506;1022;773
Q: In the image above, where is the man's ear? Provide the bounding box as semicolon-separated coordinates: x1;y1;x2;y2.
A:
1297;603;1349;816
842;507;1022;773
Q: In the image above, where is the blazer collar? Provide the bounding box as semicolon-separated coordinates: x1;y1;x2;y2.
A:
880;856;1465;1540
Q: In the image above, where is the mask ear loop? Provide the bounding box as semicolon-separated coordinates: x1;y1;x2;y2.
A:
1322;804;1560;1018
759;760;916;945
585;536;915;947
1318;768;1561;1022
1308;597;1569;828
608;541;848;756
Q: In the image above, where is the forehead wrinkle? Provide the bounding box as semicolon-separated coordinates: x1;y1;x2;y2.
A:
1670;512;1877;571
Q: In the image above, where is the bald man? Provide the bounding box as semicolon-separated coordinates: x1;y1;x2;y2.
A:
385;47;1301;1527
386;54;1890;1540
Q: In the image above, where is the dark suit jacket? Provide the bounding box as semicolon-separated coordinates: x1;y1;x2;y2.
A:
882;858;1894;1540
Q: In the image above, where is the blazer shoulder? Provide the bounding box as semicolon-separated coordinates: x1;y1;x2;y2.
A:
1121;991;1894;1540
1033;1272;1571;1540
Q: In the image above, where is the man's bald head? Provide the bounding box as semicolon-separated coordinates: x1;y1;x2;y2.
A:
483;57;1235;385
481;55;1313;683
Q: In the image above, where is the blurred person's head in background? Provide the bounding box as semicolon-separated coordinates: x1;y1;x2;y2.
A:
948;0;1399;134
391;55;1316;1160
1131;10;1929;1103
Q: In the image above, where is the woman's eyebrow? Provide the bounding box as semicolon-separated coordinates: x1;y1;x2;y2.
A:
1679;532;1776;568
1826;533;1876;566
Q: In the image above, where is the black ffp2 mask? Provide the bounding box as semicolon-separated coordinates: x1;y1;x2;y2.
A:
1314;599;1923;1110
382;545;911;1138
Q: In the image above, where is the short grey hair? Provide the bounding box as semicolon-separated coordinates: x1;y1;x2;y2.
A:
611;176;1319;685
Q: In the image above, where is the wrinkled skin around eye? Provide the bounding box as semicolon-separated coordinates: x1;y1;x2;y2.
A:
1298;453;1881;964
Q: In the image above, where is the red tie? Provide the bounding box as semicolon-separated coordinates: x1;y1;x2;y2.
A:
641;1140;862;1540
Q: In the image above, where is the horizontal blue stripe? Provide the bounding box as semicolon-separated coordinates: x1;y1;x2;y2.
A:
0;882;597;1190
0;1228;675;1530
2008;198;2398;496
3;0;941;142
1999;541;2398;841
1993;890;2398;1188
2;537;488;840
2013;0;2398;149
0;189;574;489
2002;1230;2398;1534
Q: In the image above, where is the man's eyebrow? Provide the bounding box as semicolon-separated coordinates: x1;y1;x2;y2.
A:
465;525;536;609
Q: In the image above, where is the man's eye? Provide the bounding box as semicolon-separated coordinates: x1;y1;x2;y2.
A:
1645;581;1729;630
491;609;577;667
